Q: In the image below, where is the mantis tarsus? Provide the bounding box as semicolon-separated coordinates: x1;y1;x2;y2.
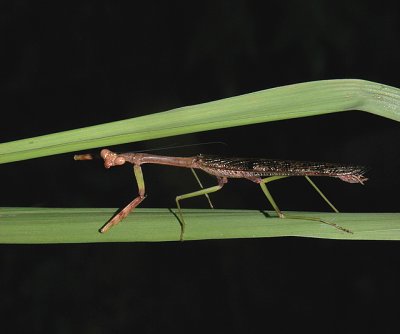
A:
74;149;368;240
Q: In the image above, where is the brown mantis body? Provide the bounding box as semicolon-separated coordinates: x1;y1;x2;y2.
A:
75;149;367;239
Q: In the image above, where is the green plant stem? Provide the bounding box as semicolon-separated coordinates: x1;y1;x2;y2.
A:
1;79;400;164
1;208;399;244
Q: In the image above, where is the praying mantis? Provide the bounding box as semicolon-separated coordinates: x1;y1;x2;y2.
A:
74;149;367;240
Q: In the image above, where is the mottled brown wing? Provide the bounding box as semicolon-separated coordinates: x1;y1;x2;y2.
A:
197;155;368;183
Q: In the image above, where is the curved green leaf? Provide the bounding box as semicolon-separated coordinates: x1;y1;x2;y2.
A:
1;79;399;164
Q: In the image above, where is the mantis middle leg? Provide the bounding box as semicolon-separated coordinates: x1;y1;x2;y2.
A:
176;176;227;240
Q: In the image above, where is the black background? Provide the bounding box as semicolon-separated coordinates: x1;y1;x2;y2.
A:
1;1;400;333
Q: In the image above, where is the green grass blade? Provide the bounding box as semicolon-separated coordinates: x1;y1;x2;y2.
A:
1;79;399;164
1;208;399;244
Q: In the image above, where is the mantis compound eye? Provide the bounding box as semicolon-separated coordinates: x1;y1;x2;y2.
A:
100;149;112;159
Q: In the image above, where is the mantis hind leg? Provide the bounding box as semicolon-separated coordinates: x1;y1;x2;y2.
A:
304;176;338;213
258;176;288;218
256;176;351;234
176;177;227;241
